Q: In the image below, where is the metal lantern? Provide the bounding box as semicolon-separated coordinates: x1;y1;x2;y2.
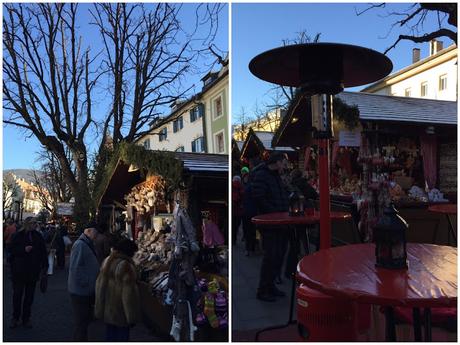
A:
373;203;408;269
289;191;305;216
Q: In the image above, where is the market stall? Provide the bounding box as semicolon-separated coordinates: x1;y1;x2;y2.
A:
271;91;457;246
96;144;228;341
239;127;297;169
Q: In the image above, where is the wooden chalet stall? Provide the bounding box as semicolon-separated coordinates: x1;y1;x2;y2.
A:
97;148;228;340
273;91;457;246
239;127;297;169
231;138;244;176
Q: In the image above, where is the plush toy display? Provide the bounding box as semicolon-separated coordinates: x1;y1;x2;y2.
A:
195;278;228;329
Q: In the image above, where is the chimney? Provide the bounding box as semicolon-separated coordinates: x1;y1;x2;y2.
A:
412;48;420;63
429;39;444;56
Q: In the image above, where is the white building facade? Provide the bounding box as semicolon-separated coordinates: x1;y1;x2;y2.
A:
139;62;229;154
362;42;457;101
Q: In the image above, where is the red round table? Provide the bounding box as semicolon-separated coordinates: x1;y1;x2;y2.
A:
297;243;457;341
428;204;457;244
251;210;351;226
252;210;352;254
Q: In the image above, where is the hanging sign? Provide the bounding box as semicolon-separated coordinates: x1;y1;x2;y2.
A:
57;202;74;216
338;130;361;147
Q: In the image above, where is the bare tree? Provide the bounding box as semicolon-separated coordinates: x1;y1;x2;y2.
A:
356;3;457;53
33;149;74;218
3;3;223;228
233;106;252;141
3;3;97;227
90;3;224;144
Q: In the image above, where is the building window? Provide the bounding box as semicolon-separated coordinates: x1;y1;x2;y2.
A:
173;116;183;133
213;96;223;120
175;146;185;152
190;104;204;122
214;131;225;153
420;82;428;97
191;136;205;153
404;88;411;97
143;139;150;150
439;75;447;91
159;127;167;142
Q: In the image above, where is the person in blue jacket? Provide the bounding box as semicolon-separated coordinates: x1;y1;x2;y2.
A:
68;221;101;341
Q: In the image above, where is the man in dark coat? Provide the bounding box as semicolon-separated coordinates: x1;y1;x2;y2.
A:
9;217;48;328
251;151;289;302
241;167;258;256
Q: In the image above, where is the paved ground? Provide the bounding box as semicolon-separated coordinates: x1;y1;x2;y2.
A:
231;229;457;342
231;229;295;341
3;255;160;342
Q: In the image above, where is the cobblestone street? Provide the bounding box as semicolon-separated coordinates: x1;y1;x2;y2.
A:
3;255;160;342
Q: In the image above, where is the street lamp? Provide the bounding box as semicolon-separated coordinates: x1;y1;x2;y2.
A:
249;43;392;249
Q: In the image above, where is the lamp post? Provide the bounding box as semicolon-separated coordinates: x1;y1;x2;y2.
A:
249;43;392;249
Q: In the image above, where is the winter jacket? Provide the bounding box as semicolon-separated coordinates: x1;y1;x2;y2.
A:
232;180;244;218
251;163;289;215
242;177;258;219
9;229;48;282
94;232;112;264
68;233;100;296
95;251;141;327
291;176;319;200
202;221;225;247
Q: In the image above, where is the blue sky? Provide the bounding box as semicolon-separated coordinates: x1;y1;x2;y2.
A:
231;2;455;123
3;2;455;169
3;3;228;170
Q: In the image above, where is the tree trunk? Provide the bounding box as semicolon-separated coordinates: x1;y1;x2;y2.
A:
71;146;91;232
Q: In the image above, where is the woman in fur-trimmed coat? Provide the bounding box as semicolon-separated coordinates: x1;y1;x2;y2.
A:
95;238;141;341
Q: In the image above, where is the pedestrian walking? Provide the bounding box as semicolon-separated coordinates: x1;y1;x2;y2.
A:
68;222;101;341
8;217;48;329
241;167;258;256
4;219;17;263
93;224;113;264
95;238;141;341
251;151;290;302
232;175;244;245
56;222;68;269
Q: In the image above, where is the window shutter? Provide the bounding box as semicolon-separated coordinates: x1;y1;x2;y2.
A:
199;103;204;118
190;109;195;122
192;140;196;152
200;137;205;152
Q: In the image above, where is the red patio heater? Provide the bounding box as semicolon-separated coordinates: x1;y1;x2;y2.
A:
249;43;392;341
249;43;392;249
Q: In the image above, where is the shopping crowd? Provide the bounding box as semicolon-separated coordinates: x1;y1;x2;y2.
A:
4;217;142;341
232;151;318;302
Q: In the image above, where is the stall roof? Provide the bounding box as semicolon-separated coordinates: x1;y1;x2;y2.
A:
337;92;457;125
272;91;457;148
174;152;228;172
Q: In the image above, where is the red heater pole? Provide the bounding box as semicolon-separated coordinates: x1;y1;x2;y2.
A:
318;138;331;250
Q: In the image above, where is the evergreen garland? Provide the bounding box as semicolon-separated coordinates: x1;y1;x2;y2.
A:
333;97;360;130
93;142;183;209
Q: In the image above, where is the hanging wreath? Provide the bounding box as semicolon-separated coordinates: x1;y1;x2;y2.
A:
333;97;360;130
